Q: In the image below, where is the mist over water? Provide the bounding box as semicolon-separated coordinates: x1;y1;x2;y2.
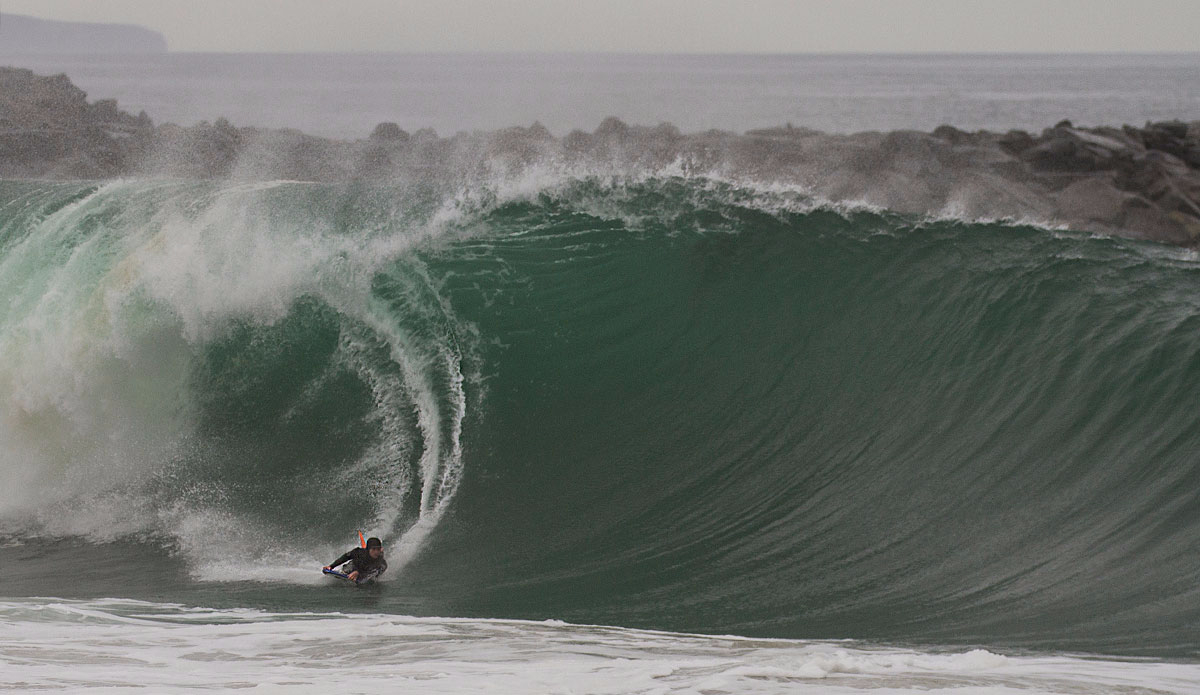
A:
4;53;1199;137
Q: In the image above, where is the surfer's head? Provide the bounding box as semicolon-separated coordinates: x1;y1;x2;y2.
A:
366;536;383;558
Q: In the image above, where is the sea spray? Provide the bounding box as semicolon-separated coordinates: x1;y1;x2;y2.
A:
0;179;475;576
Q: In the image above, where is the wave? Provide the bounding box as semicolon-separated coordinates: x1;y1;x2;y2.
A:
1;173;1198;656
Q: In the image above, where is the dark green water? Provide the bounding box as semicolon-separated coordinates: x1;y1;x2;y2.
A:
1;177;1198;658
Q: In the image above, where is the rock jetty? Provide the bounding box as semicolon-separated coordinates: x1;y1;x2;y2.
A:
1;66;1198;246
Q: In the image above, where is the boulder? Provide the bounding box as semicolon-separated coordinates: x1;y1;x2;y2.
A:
1054;177;1127;222
1183;144;1200;168
369;122;408;142
1140;120;1192;160
998;129;1035;155
933;124;969;144
1147;120;1190;140
1064;128;1133;155
1168;211;1200;241
594;116;630;139
1023;134;1087;171
1122;200;1191;244
527;121;553;141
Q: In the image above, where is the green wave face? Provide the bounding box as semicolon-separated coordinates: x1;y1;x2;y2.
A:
1;176;1198;655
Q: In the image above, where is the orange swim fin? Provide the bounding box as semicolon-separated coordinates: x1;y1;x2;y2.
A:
358;530;366;548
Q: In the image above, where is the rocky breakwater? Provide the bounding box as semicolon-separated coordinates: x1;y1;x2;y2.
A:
0;67;347;181
0;67;153;178
732;119;1200;245
1;66;1198;247
997;120;1200;244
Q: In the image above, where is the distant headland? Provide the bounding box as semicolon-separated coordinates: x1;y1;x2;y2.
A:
1;66;1198;247
0;13;167;54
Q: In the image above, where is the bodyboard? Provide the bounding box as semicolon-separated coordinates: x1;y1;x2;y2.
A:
323;568;356;582
322;567;381;584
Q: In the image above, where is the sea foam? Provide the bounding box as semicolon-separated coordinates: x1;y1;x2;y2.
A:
3;598;1198;694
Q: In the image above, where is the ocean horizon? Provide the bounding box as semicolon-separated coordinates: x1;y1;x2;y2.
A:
2;52;1198;137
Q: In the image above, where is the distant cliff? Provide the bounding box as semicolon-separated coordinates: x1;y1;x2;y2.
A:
0;13;167;54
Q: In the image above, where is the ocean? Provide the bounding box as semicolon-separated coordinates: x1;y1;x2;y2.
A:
1;53;1200;693
3;52;1200;137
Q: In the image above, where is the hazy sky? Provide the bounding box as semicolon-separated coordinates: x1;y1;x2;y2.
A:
4;0;1199;53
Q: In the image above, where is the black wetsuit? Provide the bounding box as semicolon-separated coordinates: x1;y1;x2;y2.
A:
328;548;387;580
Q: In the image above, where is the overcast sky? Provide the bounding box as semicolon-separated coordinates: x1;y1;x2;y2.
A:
4;0;1198;53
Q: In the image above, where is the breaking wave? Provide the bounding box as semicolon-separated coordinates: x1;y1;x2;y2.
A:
1;171;1198;657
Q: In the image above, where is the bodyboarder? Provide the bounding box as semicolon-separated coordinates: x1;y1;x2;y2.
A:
324;536;387;583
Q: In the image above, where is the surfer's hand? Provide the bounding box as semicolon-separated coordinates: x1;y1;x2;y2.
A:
348;571;360;581
322;565;331;571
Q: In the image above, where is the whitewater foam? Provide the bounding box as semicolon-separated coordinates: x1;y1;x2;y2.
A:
0;179;476;578
2;598;1197;694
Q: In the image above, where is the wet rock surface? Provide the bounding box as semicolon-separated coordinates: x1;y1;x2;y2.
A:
2;67;1198;246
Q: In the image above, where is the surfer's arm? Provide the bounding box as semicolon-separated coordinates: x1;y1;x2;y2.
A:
324;552;352;570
